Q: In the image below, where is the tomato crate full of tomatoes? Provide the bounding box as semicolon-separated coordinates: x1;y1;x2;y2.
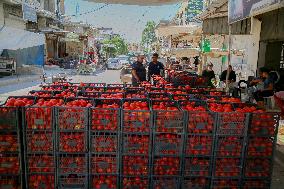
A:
53;90;77;98
248;112;280;137
152;100;185;133
244;158;272;178
0;133;19;153
122;133;151;156
0;175;22;189
58;132;87;153
125;87;147;99
26;153;55;174
105;86;125;93
100;92;125;99
58;154;88;175
28;90;53;98
75;82;106;87
185;135;214;156
122;155;150;176
57;174;88;189
153;133;183;156
212;158;242;178
92;175;118;189
152;177;181;189
122;176;150;189
27;174;55;189
242;179;271;189
211;178;241;189
77;91;101;98
25;130;54;153
171;94;196;101
184;157;211;177
83;86;105;92
122;99;152;133
91;154;118;175
180;100;216;135
246;137;274;158
153;157;181;176
0;154;21;175
148;93;171;101
0;107;18;131
91;132;119;154
182;177;210;189
214;136;245;158
91;99;121;132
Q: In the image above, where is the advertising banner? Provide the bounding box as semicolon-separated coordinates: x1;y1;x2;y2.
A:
22;0;38;23
229;0;284;24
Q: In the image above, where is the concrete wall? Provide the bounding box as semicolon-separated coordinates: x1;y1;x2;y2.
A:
0;1;26;30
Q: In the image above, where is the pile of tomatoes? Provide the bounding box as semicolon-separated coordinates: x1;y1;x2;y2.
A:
106;87;124;93
4;97;34;107
85;87;105;92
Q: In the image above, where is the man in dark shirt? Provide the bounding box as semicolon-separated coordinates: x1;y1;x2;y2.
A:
202;62;216;87
148;53;164;81
132;55;146;86
220;65;236;83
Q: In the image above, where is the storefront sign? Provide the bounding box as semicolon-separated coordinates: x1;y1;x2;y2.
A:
278;120;284;145
3;4;22;18
229;0;284;24
23;0;38;23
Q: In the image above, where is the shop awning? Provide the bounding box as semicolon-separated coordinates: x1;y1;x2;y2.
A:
170;48;200;58
156;24;201;38
0;26;45;54
84;0;180;5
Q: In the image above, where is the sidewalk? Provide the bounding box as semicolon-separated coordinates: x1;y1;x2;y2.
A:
0;74;41;87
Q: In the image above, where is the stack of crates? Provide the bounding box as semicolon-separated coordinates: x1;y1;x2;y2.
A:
211;110;249;189
24;102;56;189
0;106;22;188
242;112;280;188
90;99;121;189
121;99;152;188
152;100;185;189
180;100;215;189
56;99;89;188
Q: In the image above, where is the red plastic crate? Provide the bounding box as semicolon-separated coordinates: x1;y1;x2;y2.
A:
0;154;20;174
243;179;270;189
214;158;242;177
215;136;243;157
154;134;182;155
58;175;87;188
59;154;87;174
217;113;247;135
25;107;53;130
122;177;149;189
59;132;86;153
92;175;117;189
184;157;210;176
186;135;213;156
153;157;180;176
26;131;53;152
154;109;184;133
28;174;55;189
123;134;150;155
122;156;149;176
27;154;55;173
0;134;18;152
91;133;118;153
245;158;271;177
91;154;117;174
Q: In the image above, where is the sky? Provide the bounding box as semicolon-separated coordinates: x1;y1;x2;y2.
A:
64;0;181;43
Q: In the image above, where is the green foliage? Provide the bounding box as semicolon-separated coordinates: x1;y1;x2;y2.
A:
102;35;129;57
141;21;157;53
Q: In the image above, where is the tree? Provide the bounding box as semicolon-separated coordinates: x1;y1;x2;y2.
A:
102;35;129;57
141;21;157;53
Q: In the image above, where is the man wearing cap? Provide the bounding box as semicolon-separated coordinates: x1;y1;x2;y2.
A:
148;53;165;81
202;62;216;87
132;55;146;86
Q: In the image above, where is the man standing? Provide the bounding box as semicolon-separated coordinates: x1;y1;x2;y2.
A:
148;53;164;81
202;62;216;87
132;55;146;86
220;65;236;83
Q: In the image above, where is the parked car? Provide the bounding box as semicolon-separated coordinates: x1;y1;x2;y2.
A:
117;55;130;66
107;58;122;70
